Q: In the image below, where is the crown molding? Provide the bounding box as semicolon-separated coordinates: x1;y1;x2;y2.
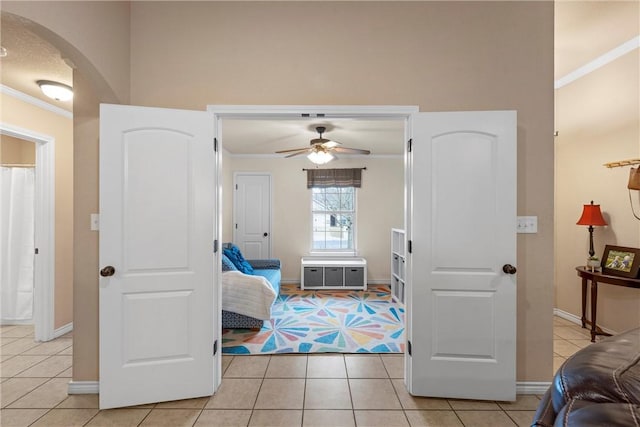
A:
555;35;640;89
1;84;73;119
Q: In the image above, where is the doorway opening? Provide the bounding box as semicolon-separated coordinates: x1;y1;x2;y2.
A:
213;105;414;356
0;123;56;342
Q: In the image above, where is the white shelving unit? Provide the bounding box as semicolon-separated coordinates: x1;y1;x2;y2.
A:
301;257;367;290
391;228;406;303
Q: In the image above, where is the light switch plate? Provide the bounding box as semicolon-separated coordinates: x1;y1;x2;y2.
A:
517;216;538;234
90;214;100;231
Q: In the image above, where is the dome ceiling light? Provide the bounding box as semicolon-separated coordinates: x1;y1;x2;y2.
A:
37;80;73;101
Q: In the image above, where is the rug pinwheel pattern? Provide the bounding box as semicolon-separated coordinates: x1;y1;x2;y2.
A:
222;284;405;354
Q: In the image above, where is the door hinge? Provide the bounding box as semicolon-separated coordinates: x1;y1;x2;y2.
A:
213;340;218;356
34;248;39;255
214;138;218;152
235;223;238;229
235;184;238;190
408;138;412;152
408;240;412;254
213;240;218;253
408;340;412;356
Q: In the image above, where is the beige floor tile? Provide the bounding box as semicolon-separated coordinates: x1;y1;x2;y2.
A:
455;410;516;426
1;338;40;355
255;378;305;409
16;355;72;377
31;408;99;426
302;409;355;427
85;408;151;426
304;378;352;409
307;355;346;378
266;355;307;378
221;355;233;375
56;367;72;378
57;394;100;408
553;317;575;326
404;410;463;427
249;409;302;427
0;355;48;377
0;338;19;347
497;395;541;411
391;379;450;410
354;410;409;427
194;409;252;426
447;399;501;410
1;353;16;362
345;355;387;378
567;339;592;349
139;408;201;426
349;379;402;410
224;355;270;378
57;345;73;355
7;378;70;408
0;326;34;338
553;356;566;374
22;339;73;356
0;408;48;427
553;339;581;357
1;377;49;408
553;326;590;340
381;355;404;378
205;378;262;409
155;396;210;409
505;410;537;427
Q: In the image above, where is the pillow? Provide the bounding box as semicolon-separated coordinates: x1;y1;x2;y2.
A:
221;254;238;272
223;244;254;275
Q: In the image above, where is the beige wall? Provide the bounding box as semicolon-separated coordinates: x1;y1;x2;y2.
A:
0;94;74;329
1;135;36;164
555;47;640;332
223;155;403;282
8;1;555;383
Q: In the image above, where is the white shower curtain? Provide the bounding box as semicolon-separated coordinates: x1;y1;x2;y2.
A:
0;167;36;322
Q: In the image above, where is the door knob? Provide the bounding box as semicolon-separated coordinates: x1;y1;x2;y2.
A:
263;232;268;237
502;264;517;275
100;266;116;277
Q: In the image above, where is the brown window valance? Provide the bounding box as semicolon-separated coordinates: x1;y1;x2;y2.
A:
306;168;363;188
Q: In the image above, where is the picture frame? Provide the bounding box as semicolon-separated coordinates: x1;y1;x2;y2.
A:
601;245;640;278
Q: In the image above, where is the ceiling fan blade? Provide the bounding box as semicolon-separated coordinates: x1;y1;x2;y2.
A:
332;147;371;155
276;147;312;154
285;150;311;158
321;140;341;149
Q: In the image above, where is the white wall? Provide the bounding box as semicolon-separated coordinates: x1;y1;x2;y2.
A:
222;154;404;283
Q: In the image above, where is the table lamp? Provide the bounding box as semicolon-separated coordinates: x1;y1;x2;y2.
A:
576;201;607;257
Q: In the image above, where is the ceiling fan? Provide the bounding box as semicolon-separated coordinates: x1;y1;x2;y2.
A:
276;126;371;164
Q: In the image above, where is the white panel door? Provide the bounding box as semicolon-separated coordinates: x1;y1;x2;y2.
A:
234;173;271;259
99;104;217;409
406;111;517;401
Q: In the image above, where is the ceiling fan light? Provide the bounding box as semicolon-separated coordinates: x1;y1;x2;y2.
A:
307;151;334;165
37;80;73;101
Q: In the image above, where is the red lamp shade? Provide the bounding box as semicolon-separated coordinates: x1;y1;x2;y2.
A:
576;201;607;226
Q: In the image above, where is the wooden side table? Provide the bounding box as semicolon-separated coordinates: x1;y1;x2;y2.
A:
575;266;640;342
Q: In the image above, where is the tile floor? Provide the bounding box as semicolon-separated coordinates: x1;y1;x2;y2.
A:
0;316;592;426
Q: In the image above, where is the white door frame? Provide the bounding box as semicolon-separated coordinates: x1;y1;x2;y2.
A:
0;123;56;342
233;172;273;258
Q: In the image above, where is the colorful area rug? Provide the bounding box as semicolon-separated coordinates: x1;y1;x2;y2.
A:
222;284;405;354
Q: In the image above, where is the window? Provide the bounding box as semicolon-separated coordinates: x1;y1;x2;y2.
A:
311;186;355;251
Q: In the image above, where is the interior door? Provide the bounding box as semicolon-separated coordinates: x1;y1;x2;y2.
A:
233;173;271;259
99;104;218;409
406;111;517;401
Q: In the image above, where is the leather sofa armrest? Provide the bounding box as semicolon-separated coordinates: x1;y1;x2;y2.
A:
532;388;557;427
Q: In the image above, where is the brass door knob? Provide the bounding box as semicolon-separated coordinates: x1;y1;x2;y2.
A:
100;266;116;277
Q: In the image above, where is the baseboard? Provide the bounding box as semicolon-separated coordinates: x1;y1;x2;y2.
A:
553;308;618;335
68;381;99;395
54;322;73;339
516;381;551;395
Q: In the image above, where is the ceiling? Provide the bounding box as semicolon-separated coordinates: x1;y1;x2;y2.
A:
1;3;638;155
